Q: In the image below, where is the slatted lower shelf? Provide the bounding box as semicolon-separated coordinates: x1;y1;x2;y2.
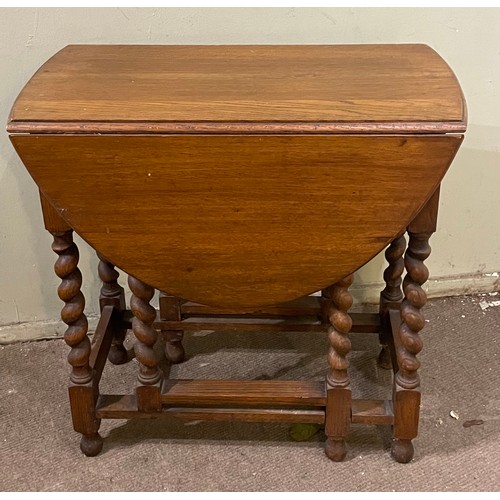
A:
161;379;326;406
96;379;394;426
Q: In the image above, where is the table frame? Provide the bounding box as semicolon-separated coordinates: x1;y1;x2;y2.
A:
41;186;439;463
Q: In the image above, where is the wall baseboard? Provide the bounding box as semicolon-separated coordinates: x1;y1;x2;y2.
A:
350;271;500;305
0;316;99;345
1;272;498;344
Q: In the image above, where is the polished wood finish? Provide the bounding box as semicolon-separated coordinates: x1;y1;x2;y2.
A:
8;120;467;135
8;45;465;132
8;44;466;462
161;379;325;407
11;134;461;307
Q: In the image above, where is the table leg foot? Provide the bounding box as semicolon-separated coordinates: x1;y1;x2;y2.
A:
80;432;103;457
377;346;392;370
108;344;128;365
325;437;347;462
391;438;414;463
165;340;185;364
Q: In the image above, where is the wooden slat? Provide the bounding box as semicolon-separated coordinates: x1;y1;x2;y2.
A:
96;394;393;425
152;311;380;334
161;319;326;333
164;407;325;424
390;308;403;372
95;395;325;423
181;295;321;318
89;305;116;383
161;379;326;407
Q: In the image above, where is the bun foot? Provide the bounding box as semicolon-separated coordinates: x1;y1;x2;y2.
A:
165;342;185;364
391;438;414;463
108;344;128;365
377;346;392;370
325;437;347;462
80;432;103;457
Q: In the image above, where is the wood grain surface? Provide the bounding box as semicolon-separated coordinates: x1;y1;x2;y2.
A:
161;379;326;406
8;44;465;134
11;133;462;307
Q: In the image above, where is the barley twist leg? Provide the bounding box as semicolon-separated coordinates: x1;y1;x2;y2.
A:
128;275;162;411
379;233;406;369
324;274;353;462
391;231;431;463
97;253;128;364
52;230;102;456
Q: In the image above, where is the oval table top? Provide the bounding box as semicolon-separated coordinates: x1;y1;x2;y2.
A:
8;45;466;307
8;44;466;134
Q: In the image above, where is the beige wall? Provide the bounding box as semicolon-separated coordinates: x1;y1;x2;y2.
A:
1;7;499;333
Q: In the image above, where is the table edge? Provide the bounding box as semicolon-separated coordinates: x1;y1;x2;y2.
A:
6;120;467;135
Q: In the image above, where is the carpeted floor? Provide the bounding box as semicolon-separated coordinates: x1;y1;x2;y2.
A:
1;294;499;491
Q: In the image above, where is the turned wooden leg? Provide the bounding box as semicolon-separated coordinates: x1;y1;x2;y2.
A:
378;233;406;369
323;274;353;462
128;276;162;411
391;231;431;463
391;187;439;463
52;230;102;456
97;253;128;365
159;292;185;364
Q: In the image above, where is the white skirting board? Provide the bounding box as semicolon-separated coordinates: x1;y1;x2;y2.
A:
349;271;500;304
0;316;100;345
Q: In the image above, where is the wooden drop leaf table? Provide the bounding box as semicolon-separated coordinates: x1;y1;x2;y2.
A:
7;44;466;463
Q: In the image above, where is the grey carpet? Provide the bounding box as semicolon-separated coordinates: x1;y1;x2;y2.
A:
1;294;499;491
